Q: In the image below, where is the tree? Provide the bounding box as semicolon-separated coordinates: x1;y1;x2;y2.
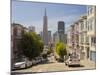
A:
55;42;67;61
47;48;51;55
20;32;44;60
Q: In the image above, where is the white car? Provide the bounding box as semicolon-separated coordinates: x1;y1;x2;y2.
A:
65;52;80;66
14;61;27;69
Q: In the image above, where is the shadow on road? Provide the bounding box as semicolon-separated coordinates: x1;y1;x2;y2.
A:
39;61;54;65
68;65;84;68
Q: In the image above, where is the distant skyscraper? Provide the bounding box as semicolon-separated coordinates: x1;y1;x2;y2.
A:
58;21;65;34
48;31;52;43
28;26;35;32
40;31;43;40
58;21;65;43
43;8;48;46
53;31;59;44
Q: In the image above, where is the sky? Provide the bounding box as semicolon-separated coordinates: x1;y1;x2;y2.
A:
12;0;87;34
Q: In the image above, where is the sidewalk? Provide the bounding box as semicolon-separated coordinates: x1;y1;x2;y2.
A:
80;59;96;69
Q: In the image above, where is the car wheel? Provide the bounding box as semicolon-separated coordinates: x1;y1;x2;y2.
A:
68;65;70;67
65;63;67;66
25;64;27;68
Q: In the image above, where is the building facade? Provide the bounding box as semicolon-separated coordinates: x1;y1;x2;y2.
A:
66;16;88;59
87;6;96;62
66;6;96;63
70;24;75;49
74;22;80;53
11;23;24;68
79;15;89;60
66;27;71;47
68;22;80;53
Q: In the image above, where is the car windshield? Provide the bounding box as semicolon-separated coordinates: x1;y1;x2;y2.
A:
70;53;79;59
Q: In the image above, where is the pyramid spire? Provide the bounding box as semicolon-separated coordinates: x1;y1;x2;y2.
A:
45;8;47;16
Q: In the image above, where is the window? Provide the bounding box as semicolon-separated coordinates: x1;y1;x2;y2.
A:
87;21;89;31
88;10;89;16
88;7;90;15
90;20;92;31
89;19;93;31
90;7;93;14
81;46;84;51
81;22;84;30
91;18;95;31
17;27;22;37
91;37;96;46
85;20;87;30
81;34;84;43
88;6;94;15
86;36;89;43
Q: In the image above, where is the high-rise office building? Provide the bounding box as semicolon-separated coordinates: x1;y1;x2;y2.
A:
53;31;59;44
58;21;65;34
40;31;43;40
58;21;65;43
48;31;52;43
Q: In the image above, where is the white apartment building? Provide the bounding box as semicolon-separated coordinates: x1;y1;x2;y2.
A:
66;22;80;54
66;27;72;53
79;15;89;60
74;22;79;49
66;6;96;63
66;27;71;47
87;6;96;62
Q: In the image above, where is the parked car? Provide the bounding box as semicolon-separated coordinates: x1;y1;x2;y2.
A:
65;52;80;67
26;60;32;68
41;58;48;63
34;57;42;64
32;59;37;65
35;56;48;64
13;61;27;70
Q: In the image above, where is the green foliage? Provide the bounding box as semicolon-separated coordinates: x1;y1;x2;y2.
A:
21;32;44;60
55;42;67;59
47;48;51;55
